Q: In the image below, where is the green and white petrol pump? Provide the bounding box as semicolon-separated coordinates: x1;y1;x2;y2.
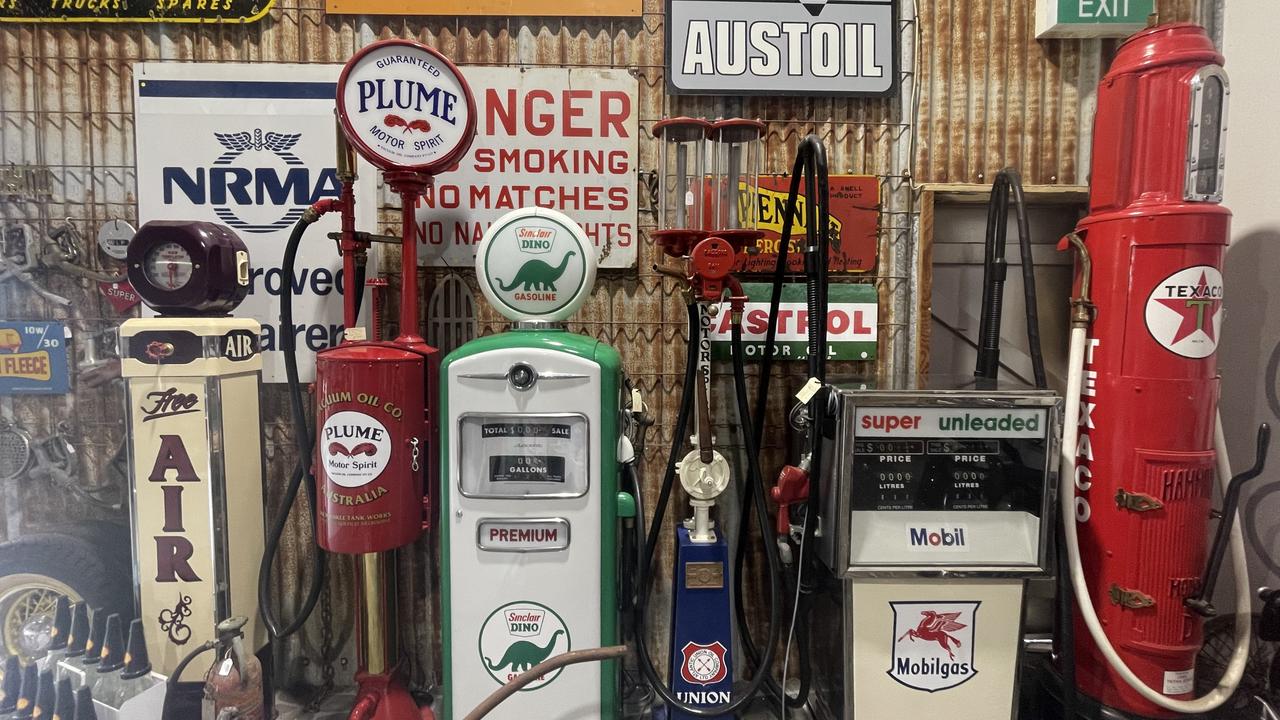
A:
440;207;625;720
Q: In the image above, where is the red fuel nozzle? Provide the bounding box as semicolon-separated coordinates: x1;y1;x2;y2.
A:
771;463;810;537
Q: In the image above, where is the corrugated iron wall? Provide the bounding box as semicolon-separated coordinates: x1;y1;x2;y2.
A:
0;0;1216;698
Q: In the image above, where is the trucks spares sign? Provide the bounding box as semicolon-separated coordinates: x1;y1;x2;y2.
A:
667;0;897;96
0;0;272;22
709;283;877;361
415;67;638;270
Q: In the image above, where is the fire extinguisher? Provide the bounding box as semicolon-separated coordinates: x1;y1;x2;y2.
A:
1059;22;1256;718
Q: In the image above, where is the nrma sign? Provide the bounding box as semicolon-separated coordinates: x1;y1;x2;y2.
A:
162;128;340;234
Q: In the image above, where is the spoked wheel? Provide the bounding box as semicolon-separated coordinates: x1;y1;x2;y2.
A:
1196;613;1276;718
0;531;134;665
0;574;79;663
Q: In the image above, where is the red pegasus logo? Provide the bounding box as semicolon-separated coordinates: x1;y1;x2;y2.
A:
897;610;967;660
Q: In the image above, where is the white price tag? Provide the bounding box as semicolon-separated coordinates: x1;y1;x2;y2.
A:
1163;668;1194;695
795;378;822;404
218;657;234;677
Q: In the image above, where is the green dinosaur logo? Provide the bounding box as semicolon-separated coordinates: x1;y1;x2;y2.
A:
478;601;572;690
484;629;565;674
496;251;577;293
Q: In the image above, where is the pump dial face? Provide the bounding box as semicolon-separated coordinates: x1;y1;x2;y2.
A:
144;241;194;291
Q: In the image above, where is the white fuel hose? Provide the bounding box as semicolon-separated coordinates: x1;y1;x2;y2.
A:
1061;323;1251;713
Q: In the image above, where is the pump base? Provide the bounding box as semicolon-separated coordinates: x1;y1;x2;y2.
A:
348;671;432;720
1037;661;1176;720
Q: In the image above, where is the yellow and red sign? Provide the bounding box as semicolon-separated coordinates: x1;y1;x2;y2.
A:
0;323;69;395
737;174;880;274
326;0;638;15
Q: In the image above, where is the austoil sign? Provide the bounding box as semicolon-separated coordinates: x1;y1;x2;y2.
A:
135;63;378;382
337;40;476;174
667;0;897;96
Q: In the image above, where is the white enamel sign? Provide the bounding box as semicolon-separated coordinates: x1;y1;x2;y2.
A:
414;67;639;269
134;62;379;383
475;207;596;323
888;601;980;692
320;410;392;488
337;40;476;173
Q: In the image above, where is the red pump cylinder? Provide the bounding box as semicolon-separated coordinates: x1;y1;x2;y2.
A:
1068;24;1229;718
314;342;433;553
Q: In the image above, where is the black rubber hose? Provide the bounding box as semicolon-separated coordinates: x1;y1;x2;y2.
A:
1005;169;1048;390
975;170;1047;390
734;136;829;710
633;308;782;717
975;174;1009;386
258;215;327;639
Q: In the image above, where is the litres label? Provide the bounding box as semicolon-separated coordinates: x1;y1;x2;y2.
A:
478;601;571;690
321;411;392;488
888;601;980;692
1145;265;1224;359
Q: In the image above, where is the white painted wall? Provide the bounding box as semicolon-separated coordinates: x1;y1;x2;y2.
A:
1219;0;1280;598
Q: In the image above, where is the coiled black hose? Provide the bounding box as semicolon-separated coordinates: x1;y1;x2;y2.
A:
258;213;366;639
633;305;783;717
734;134;831;710
975;168;1047;390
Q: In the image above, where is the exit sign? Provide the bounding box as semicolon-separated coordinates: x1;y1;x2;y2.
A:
1036;0;1154;38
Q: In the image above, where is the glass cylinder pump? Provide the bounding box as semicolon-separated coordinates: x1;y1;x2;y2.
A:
652;117;712;257
709;119;766;251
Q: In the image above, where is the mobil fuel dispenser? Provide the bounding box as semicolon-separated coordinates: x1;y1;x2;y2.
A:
810;386;1060;720
441;207;625;719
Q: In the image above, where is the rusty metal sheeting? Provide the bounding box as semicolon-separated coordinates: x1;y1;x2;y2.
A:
914;0;1214;184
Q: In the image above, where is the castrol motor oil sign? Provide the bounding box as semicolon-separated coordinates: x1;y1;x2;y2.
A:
337;39;477;173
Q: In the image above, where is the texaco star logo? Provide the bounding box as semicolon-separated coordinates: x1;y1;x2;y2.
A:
1145;266;1224;359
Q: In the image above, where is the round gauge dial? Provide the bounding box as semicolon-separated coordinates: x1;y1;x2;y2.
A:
144;241;194;291
127;221;250;316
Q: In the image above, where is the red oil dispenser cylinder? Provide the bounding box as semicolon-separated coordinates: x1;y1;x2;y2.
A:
314;342;432;553
1069;23;1229;718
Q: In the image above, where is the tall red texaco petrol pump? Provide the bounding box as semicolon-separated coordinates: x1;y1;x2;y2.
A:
260;38;476;720
1059;22;1258;719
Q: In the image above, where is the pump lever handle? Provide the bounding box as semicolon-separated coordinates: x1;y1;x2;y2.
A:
1186;422;1271;617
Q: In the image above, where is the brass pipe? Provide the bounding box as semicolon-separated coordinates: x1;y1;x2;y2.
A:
357;552;391;675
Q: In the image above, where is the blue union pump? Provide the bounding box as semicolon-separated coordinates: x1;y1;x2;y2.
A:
632;129;834;719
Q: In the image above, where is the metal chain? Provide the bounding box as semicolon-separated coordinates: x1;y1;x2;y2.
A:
305;559;338;712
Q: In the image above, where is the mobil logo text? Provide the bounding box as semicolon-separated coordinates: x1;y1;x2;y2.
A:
908;526;968;551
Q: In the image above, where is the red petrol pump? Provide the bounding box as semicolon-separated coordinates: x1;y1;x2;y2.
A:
259;38;476;720
1059;22;1255;719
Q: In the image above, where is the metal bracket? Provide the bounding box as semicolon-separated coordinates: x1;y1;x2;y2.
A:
1109;584;1156;610
1115;488;1164;513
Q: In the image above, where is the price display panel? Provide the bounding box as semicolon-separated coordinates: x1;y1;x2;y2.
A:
850;407;1050;517
458;413;589;498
